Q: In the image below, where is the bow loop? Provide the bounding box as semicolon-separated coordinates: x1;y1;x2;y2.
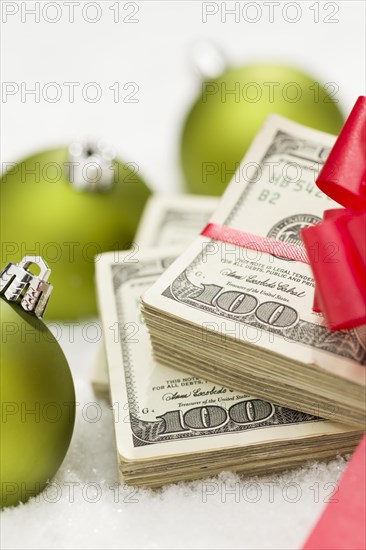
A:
316;95;366;211
302;96;366;331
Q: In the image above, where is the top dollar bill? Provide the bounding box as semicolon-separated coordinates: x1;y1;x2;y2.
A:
142;114;366;427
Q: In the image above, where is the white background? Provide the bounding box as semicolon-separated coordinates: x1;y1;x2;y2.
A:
1;2;365;549
1;0;365;192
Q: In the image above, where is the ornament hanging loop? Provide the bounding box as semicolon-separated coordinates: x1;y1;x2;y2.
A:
0;256;53;318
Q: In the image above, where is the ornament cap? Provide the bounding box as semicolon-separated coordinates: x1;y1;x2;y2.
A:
190;40;227;80
67;141;116;191
0;256;53;318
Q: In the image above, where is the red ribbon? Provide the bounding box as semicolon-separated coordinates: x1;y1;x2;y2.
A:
302;433;366;550
302;96;366;331
201;96;366;332
201;223;309;264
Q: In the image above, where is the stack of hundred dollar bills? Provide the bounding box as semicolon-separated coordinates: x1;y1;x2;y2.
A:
96;116;365;488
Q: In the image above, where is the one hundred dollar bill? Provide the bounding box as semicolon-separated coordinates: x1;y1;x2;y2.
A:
96;247;360;485
142;115;366;427
135;194;218;248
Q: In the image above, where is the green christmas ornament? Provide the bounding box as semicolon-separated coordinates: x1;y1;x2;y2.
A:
181;45;345;195
0;256;75;508
0;143;151;319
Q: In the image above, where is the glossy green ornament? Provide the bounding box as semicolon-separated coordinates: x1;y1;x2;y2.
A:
0;257;75;508
0;145;151;319
181;62;345;195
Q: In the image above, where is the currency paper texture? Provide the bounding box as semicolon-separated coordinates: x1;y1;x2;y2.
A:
142;115;366;427
96;248;358;482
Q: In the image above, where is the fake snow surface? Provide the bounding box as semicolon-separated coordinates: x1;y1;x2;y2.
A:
1;322;349;550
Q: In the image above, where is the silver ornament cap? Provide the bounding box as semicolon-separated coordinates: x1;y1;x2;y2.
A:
0;256;53;318
67;141;116;191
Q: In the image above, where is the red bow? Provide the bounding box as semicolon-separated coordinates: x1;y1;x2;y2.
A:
302;96;366;331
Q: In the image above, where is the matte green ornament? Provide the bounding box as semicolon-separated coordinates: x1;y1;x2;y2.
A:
181;54;345;196
0;256;76;508
0;143;151;319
